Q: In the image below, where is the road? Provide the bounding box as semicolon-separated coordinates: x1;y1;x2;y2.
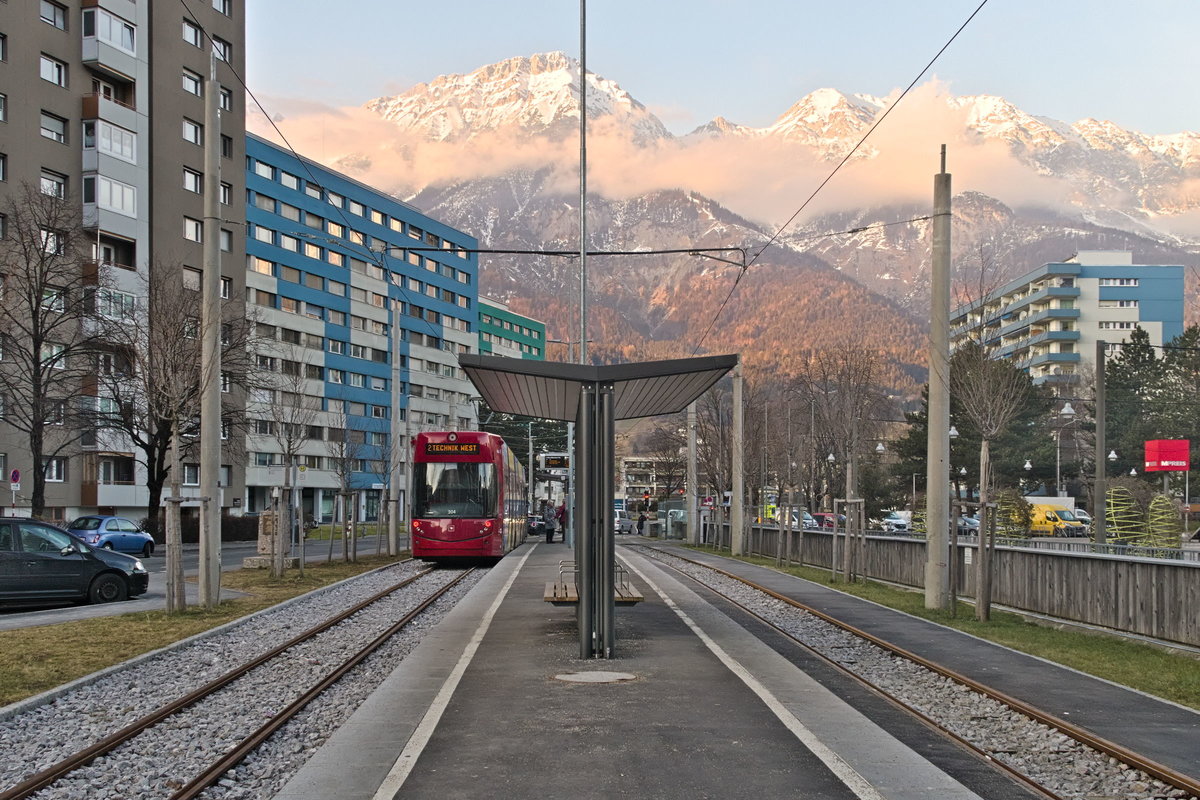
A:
0;535;401;632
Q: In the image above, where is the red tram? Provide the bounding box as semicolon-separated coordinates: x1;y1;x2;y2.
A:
410;431;528;562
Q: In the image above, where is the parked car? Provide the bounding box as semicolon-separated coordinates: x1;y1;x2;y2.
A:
880;511;910;533
956;515;981;536
1028;504;1088;537
66;516;156;557
811;512;846;529
785;511;819;530
0;518;149;604
614;509;635;534
1073;508;1093;528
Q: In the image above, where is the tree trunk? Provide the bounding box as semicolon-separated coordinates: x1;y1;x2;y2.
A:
975;438;993;622
30;425;45;518
165;419;185;613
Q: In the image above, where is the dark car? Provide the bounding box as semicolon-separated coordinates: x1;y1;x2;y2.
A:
0;518;149;604
66;515;155;557
811;512;846;529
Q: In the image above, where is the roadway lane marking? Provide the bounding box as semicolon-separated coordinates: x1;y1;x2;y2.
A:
625;557;887;800
372;545;537;799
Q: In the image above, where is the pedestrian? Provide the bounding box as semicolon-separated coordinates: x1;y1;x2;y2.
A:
637;512;647;536
555;502;567;539
543;503;557;543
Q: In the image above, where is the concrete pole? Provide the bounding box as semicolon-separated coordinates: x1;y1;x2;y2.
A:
687;401;698;544
925;146;952;610
388;300;402;556
731;363;745;555
1094;339;1108;545
198;54;223;608
527;421;534;514
578;0;588;367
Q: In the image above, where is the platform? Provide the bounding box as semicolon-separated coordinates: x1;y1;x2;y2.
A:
276;540;997;800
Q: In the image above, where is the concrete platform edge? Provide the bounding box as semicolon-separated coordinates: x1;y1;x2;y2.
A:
271;547;530;800
621;548;985;800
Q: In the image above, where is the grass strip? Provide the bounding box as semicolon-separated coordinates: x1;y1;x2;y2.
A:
683;544;1200;711
0;554;403;708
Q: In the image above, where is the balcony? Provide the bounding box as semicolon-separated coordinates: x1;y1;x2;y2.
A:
82;93;137;131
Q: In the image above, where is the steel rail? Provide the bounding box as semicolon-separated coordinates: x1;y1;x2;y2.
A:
641;546;1200;799
172;567;475;799
0;562;434;800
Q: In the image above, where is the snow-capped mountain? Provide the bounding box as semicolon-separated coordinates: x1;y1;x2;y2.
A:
364;52;670;145
334;53;1200;388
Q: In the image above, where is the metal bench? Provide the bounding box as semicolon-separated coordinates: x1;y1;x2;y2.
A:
544;561;642;606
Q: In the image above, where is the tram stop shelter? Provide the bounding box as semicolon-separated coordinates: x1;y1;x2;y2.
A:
458;353;738;658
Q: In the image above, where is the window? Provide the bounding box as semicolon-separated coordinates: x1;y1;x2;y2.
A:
328;369;344;384
220;182;232;205
82;176;136;216
280;266;301;283
221;135;233;158
184;217;203;242
1099;278;1140;287
328;340;346;355
1099;321;1138;330
280;172;300;190
220;87;233;111
328;309;346;325
212;36;231;62
0;34;5;62
182;118;203;145
44;457;67;483
42;286;65;312
219;230;232;253
183;268;201;290
0;154;6;182
97;289;135;320
249;256;273;275
40;170;66;198
39;228;65;255
85;121;136;163
182;19;202;47
183;168;202;194
82;9;135;54
41;2;67;30
1099;299;1140;308
254;225;274;244
40;55;67;87
41;342;66;367
183;464;200;486
327;280;345;296
213;0;232;15
0;93;6;122
40;112;67;143
182;69;203;96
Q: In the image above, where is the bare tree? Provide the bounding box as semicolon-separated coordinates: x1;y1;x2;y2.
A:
254;353;321;577
0;185;106;517
950;340;1032;621
325;407;366;562
96;263;258;533
789;345;889;580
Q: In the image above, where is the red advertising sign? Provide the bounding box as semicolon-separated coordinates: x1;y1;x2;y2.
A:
1144;439;1190;472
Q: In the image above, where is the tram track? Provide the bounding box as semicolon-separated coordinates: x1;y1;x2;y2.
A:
634;545;1199;800
0;565;475;800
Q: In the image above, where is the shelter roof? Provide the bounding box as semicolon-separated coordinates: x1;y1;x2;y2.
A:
458;354;738;422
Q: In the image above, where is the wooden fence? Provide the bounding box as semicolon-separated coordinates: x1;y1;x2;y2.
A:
699;522;1200;647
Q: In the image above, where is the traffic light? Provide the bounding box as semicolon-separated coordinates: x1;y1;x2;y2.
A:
643;491;651;502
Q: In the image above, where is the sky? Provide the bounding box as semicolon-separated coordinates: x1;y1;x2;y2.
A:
247;0;1200;137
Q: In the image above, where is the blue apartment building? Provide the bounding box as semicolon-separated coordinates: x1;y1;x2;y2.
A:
243;134;479;522
950;251;1184;385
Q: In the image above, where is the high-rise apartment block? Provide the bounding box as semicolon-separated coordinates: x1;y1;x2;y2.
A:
950;252;1184;385
244;134;480;524
0;1;246;523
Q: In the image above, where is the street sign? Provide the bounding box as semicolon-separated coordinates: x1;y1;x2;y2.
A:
702;496;715;508
10;482;19;492
9;469;18;483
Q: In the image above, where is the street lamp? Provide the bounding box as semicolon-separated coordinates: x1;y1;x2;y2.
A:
1130;467;1138;476
1023;459;1032;471
948;425;959;439
1108;450;1118;462
875;442;885;454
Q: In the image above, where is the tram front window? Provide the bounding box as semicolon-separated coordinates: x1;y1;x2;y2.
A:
413;462;497;518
